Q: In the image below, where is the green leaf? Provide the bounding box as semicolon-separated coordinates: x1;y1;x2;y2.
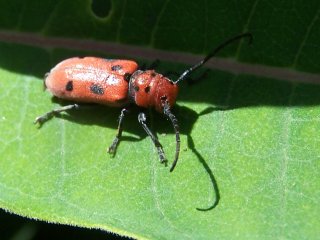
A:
0;0;320;239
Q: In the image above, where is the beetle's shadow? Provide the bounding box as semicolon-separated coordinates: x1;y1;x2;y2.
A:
48;97;220;211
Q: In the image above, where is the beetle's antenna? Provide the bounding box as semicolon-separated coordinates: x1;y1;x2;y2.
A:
174;33;253;84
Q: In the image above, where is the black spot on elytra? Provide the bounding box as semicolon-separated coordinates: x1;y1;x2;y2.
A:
111;65;122;71
134;86;139;92
145;86;150;93
151;72;156;77
124;73;131;82
90;84;104;95
65;81;73;91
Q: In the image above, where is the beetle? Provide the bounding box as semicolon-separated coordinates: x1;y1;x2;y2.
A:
35;33;252;172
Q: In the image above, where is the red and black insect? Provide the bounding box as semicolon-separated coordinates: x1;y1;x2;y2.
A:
35;33;252;172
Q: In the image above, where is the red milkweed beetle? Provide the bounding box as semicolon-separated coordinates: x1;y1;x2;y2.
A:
35;33;252;172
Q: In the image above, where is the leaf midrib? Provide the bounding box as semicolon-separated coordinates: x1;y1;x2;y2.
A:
0;31;319;84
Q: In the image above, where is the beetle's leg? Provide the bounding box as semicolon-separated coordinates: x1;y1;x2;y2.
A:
162;99;180;172
163;70;179;79
140;59;160;71
138;112;167;165
108;108;128;155
34;104;80;125
147;59;160;70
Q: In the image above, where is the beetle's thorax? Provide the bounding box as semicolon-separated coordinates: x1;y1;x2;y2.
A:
128;70;179;112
